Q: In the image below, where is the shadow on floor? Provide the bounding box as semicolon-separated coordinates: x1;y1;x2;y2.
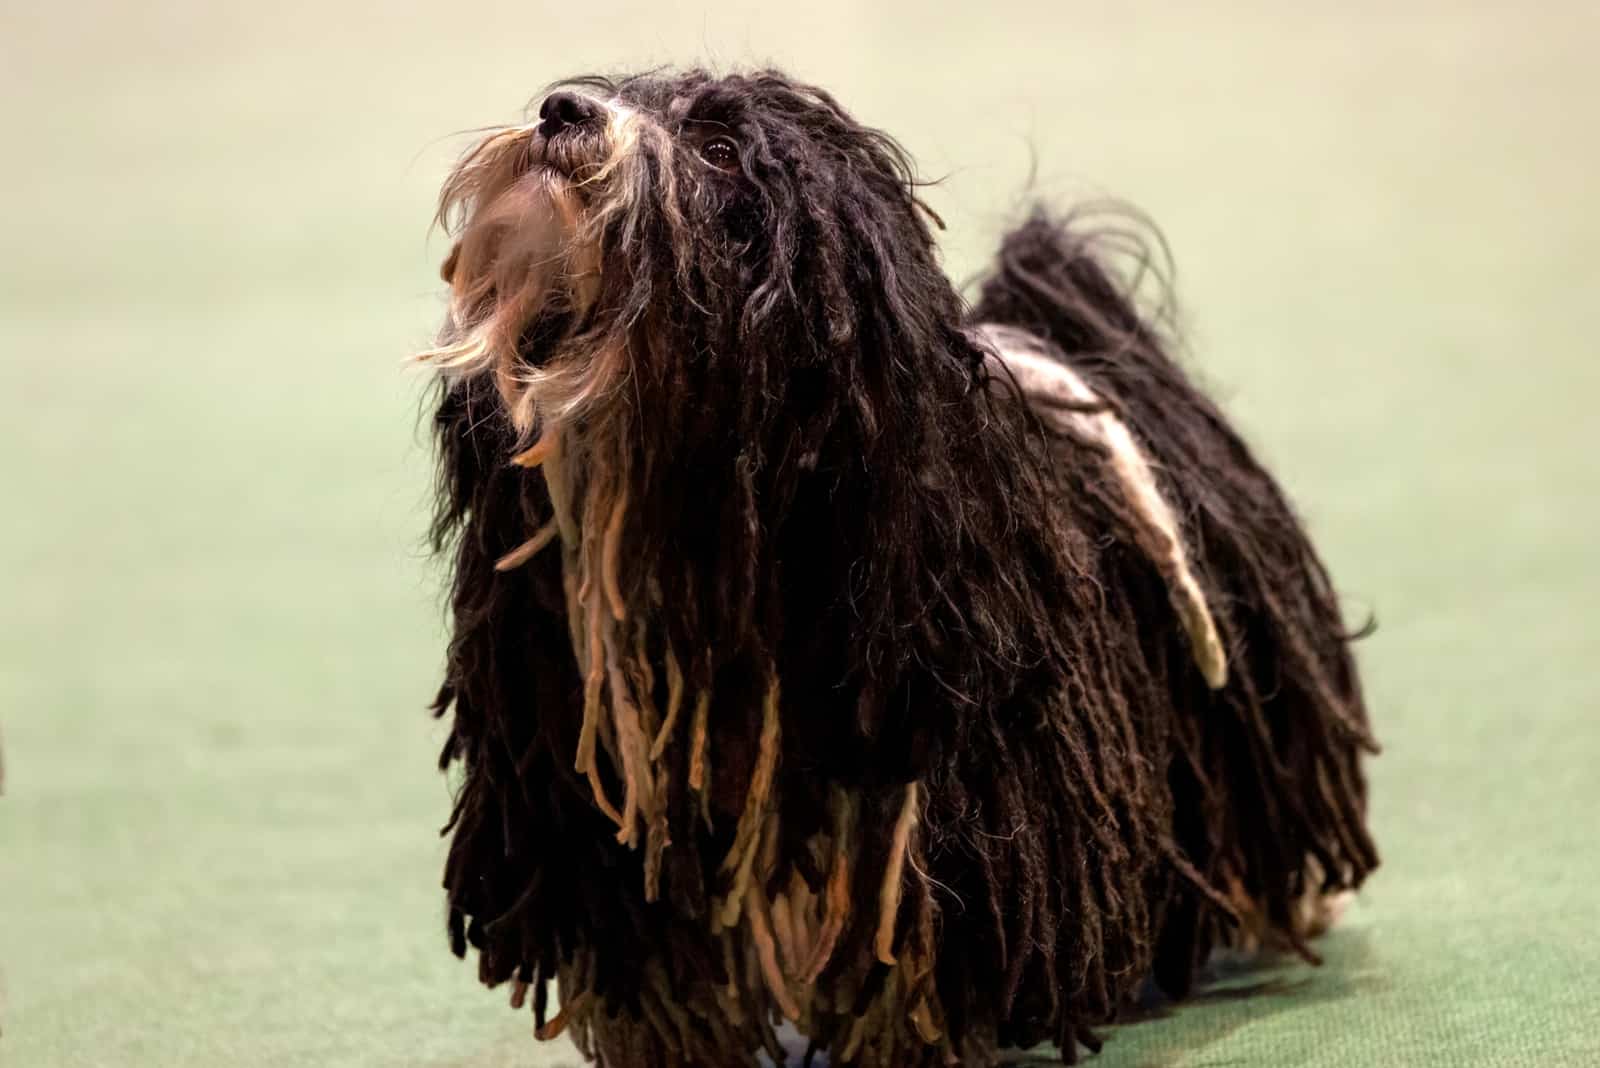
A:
773;926;1383;1068
1091;926;1385;1068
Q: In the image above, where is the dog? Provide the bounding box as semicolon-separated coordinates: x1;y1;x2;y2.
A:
418;69;1378;1067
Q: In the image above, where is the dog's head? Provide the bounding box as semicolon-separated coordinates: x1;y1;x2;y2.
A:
423;68;963;434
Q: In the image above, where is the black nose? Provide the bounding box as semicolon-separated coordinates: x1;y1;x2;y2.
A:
538;91;602;136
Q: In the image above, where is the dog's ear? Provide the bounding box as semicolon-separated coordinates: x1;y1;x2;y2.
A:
440;242;461;285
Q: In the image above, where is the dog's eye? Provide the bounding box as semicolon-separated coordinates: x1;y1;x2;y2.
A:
700;136;739;172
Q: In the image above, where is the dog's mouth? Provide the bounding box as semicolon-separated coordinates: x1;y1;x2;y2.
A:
528;128;610;184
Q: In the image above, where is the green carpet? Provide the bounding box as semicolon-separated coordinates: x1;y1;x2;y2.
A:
4;2;1597;1065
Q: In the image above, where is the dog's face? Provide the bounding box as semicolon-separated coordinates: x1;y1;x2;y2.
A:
422;70;958;441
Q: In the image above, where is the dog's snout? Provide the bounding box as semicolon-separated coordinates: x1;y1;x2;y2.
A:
538;91;602;136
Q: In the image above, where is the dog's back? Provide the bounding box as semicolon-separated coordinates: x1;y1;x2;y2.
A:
968;212;1377;995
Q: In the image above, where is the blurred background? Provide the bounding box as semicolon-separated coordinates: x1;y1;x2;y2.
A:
3;1;1597;1065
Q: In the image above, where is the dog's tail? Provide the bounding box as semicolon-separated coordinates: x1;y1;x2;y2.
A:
964;206;1190;402
968;208;1380;996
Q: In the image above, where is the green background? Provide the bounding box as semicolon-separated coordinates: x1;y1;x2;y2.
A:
3;2;1597;1064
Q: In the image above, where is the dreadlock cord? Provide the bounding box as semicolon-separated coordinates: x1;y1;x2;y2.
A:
494;519;560;572
651;645;686;761
576;589;624;827
604;634;654;846
745;884;802;1020
875;781;921;965
510;432;556;469
719;681;782;876
601;485;630;622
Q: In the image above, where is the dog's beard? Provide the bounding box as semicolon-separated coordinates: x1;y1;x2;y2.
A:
419;107;655;435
